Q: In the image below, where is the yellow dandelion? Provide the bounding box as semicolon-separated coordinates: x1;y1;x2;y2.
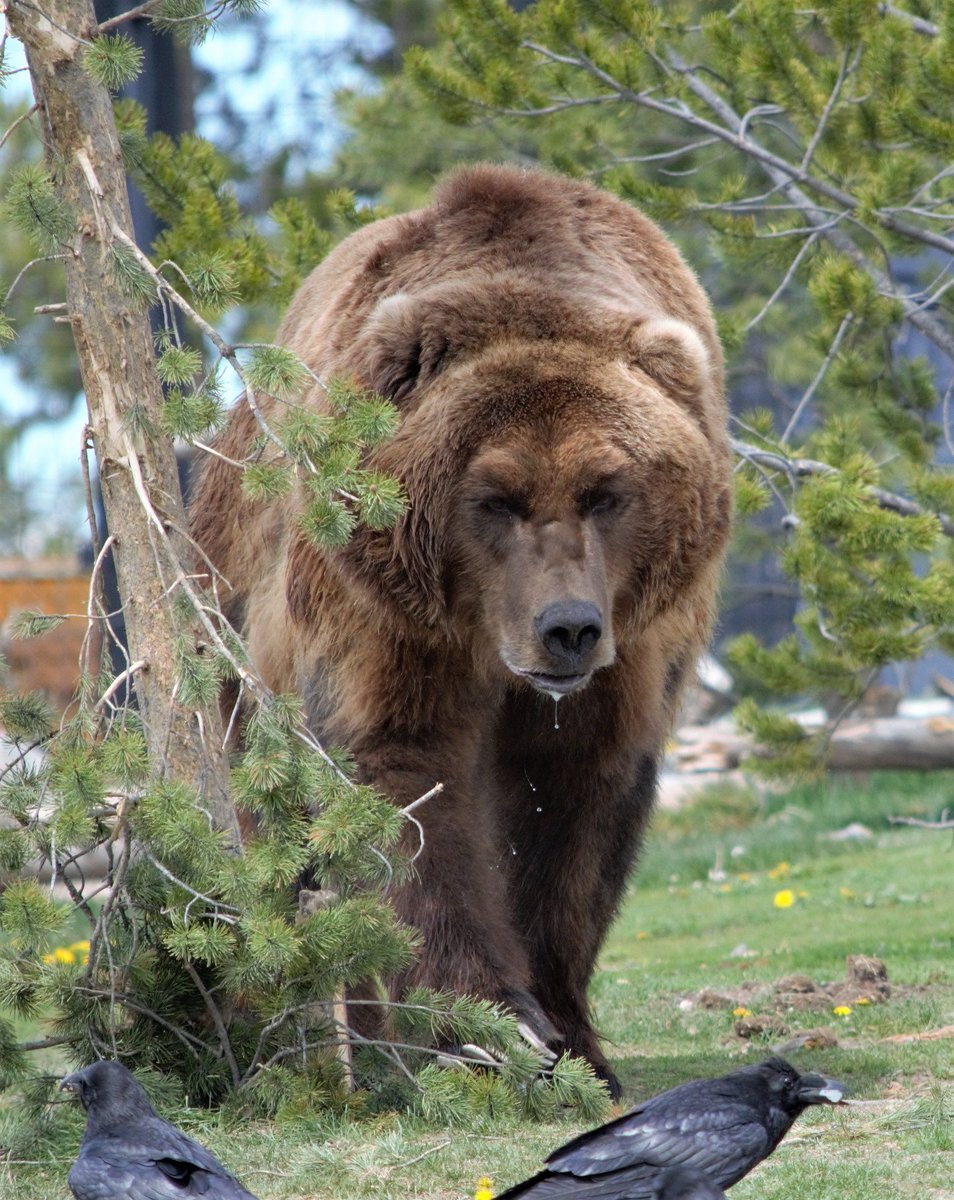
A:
733;1006;752;1018
738;872;751;883
71;940;91;951
839;887;855;899
636;931;650;940
797;890;809;899
476;1177;494;1200
767;862;790;880
718;883;732;893
855;997;870;1006
773;889;795;909
833;1005;852;1016
53;947;76;964
42;953;56;965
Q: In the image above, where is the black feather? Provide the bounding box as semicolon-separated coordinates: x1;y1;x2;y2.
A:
497;1057;847;1200
61;1061;259;1200
650;1165;727;1199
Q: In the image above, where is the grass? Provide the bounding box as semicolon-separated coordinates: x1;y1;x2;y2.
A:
4;770;953;1198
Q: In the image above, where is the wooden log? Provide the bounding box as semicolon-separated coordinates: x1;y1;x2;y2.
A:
674;714;954;773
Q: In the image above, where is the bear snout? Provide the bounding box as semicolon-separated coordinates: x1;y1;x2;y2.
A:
534;600;603;664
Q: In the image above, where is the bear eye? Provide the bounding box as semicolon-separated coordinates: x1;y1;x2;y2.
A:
582;490;617;516
480;496;521;518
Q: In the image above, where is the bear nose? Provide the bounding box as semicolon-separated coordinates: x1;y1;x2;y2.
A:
534;601;603;665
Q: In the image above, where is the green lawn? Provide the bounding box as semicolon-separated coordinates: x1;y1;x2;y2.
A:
5;771;953;1199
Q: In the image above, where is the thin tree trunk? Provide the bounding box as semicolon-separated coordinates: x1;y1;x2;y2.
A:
6;0;240;843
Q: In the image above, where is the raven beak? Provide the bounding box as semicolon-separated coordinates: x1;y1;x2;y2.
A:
796;1072;849;1105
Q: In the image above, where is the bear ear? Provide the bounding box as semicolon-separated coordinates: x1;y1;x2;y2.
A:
626;318;711;412
359;294;451;406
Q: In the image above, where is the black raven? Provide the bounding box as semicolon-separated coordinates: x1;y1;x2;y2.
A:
62;1060;259;1200
497;1056;846;1199
651;1165;727;1199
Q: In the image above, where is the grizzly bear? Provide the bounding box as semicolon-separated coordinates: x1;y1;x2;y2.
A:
190;164;732;1096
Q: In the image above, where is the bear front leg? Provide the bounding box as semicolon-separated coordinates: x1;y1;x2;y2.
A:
502;740;661;1100
350;739;560;1051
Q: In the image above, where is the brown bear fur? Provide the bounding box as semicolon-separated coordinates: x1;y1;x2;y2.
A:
190;164;732;1095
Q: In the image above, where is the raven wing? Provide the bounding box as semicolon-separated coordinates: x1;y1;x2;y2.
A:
496;1162;725;1200
546;1099;771;1186
71;1120;257;1200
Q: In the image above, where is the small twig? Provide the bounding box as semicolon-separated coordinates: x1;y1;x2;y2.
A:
73;986;210;1056
386;1142;454;1173
0;103;38;152
401;782;444;864
78;530;116;683
799;46;859;178
744;230;822;333
140;849;242;918
780;311;853;444
4;254;66;305
0;735;52;786
94;660;147;712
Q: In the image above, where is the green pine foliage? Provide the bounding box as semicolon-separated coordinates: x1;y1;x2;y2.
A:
408;0;954;773
83;35;144;93
5;164;74;255
1;688;601;1118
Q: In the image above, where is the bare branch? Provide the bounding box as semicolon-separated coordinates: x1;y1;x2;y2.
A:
401;781;445;865
94;660;146;712
182;959;241;1089
0;103;38;152
94;0;163;35
780;311;854;444
4;254;66;305
800;46;860;177
744;231;822;332
877;4;939;37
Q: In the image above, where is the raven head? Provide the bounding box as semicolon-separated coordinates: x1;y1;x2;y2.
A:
61;1060;157;1126
762;1056;848;1112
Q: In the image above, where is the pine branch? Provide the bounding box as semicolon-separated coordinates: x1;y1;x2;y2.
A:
731;438;954;538
658;47;954;361
518;38;954;364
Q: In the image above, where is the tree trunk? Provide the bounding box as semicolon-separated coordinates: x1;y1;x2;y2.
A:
5;0;240;843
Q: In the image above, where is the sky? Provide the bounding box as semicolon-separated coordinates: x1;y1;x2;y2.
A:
0;1;383;556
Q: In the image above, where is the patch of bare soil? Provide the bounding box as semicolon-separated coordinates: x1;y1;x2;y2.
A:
681;954;915;1048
